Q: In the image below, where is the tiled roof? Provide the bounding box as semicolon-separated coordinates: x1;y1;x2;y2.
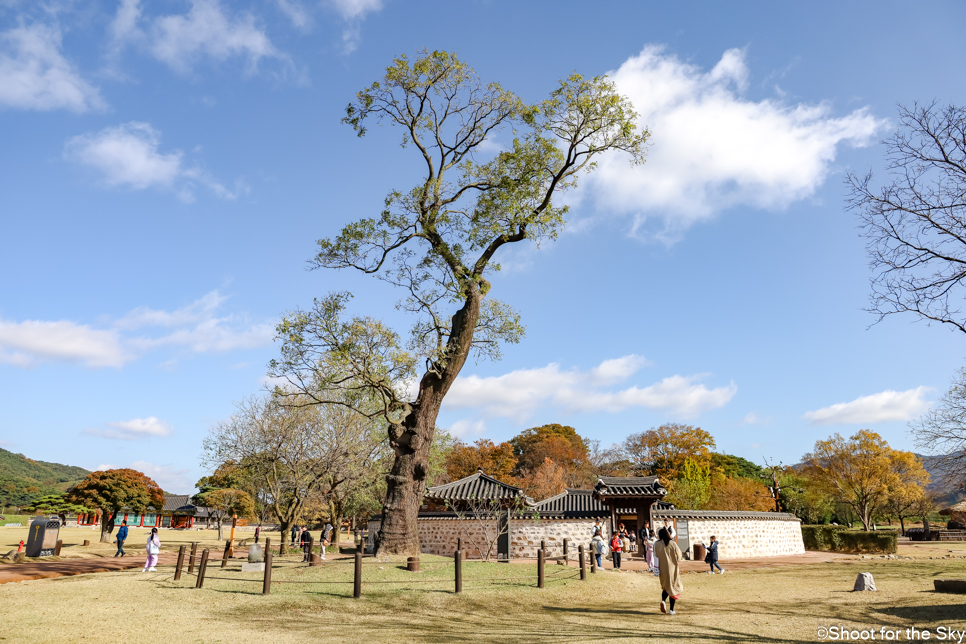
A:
593;475;666;498
652;509;800;521
425;470;526;501
531;489;605;517
162;494;200;514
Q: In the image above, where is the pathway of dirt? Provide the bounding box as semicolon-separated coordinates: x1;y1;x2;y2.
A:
0;552;182;584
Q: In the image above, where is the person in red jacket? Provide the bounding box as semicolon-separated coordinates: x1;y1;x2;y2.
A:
610;532;623;570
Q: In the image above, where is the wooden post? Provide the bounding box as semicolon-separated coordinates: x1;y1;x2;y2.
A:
353;551;362;599
82;539;90;547
578;545;586;581
307;534;317;566
590;547;597;574
174;544;186;581
454;550;462;594
456;537;462;552
196;549;210;589
55;540;63;556
537;548;545;588
563;538;569;560
540;540;546;552
407;556;420;572
188;542;198;574
264;537;271;558
221;539;231;568
262;549;273;595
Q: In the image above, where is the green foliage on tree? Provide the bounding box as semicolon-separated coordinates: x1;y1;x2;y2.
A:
66;469;165;542
709;453;764;480
268;50;647;555
24;493;89;525
666;458;712;510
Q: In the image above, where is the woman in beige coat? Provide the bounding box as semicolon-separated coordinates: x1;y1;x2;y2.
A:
654;528;683;615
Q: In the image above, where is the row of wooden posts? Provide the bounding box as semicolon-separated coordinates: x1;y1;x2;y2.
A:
173;537;595;598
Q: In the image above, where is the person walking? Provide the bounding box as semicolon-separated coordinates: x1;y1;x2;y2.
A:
142;528;160;572
290;524;298;546
610;531;623;571
705;535;724;574
254;525;261;544
592;518;604;537
321;522;333;560
114;520;128;557
299;526;312;562
591;530;606;570
655;528;683;615
644;533;656;572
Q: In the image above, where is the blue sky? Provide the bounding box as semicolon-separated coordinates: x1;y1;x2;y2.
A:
2;1;965;493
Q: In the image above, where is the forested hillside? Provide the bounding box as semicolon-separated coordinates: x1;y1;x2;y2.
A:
0;448;89;507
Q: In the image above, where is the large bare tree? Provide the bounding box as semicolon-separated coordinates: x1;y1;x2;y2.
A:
268;50;647;554
848;102;966;333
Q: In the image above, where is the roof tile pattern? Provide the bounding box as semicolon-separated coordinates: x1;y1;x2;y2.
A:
594;475;666;498
652;509;800;521
425;470;525;501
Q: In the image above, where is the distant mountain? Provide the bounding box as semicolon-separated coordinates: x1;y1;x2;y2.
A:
0;448;90;508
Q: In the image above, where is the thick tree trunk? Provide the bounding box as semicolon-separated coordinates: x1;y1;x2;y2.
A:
278;520;290;555
376;287;481;556
99;510;114;543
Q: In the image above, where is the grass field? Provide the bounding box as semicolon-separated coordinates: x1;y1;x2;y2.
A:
2;544;965;644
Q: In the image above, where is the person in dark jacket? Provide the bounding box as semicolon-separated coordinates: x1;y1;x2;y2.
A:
705;535;724;574
254;525;261;544
299;527;312;562
114;521;129;557
291;524;298;545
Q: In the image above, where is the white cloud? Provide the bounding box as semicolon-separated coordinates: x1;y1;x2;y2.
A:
740;412;771;426
0;22;105;112
84;416;173;440
0;318;131;368
0;290;274;370
448;419;487;439
803;387;932;425
64;122;242;201
326;0;383;54
95;460;193;492
111;0;289;75
275;0;312;30
444;356;736;420
585;45;886;242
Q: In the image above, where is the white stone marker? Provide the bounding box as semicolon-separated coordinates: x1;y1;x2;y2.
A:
853;572;877;591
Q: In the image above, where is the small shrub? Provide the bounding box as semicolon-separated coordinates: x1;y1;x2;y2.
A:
801;525;897;554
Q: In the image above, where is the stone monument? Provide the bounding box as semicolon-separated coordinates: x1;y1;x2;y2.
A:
242;543;265;572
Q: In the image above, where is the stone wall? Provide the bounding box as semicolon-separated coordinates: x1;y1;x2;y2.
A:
684;518;804;558
509;519;608;559
368;512;804;559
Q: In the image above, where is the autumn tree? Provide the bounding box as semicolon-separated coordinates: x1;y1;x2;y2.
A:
197;488;255;540
203;395;344;552
707;476;774;512
622;423;716;480
509;423;590;487
66;469;165;543
445;439;517;483
847;103;966;334
586;439;634;478
268;50;647;555
912;366;966;490
780;469;835;524
804;430;930;530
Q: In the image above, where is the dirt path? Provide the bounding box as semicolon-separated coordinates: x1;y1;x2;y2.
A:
0;552;182;584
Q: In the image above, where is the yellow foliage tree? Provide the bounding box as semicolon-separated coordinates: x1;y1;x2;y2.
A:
805;430;929;530
622;423;716;480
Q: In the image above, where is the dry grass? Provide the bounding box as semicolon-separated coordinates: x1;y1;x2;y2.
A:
2;549;965;644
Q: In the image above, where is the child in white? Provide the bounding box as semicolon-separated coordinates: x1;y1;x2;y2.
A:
143;528;160;572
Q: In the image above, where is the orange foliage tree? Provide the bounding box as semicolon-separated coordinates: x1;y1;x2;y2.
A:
622;423;716;479
445;439;518;483
708;475;774;512
67;469;165;543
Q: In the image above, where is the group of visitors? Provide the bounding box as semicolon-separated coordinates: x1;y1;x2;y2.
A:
588;517;725;616
291;523;335;562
